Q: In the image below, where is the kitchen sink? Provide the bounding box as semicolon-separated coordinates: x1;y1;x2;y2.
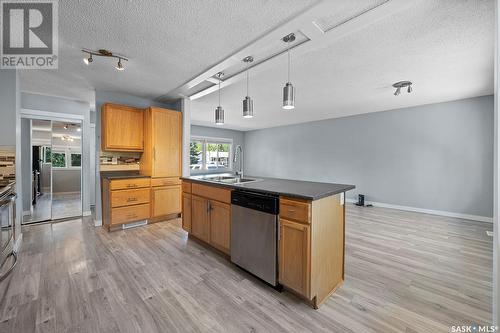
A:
196;175;259;184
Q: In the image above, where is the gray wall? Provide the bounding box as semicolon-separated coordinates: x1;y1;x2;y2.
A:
244;95;494;218
20;119;31;212
94;90;179;223
21;92;91;214
53;169;81;193
0;70;18;146
190;125;245;175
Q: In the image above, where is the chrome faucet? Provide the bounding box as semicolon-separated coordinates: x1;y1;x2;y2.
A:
233;145;243;178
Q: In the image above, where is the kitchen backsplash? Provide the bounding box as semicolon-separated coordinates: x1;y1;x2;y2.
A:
0;146;15;183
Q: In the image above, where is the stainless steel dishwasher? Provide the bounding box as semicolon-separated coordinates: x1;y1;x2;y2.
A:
231;190;279;286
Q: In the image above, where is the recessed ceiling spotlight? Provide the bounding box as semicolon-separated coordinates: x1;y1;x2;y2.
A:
81;49;128;71
392;81;412;96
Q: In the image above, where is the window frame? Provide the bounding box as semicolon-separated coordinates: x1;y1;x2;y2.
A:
190;136;233;174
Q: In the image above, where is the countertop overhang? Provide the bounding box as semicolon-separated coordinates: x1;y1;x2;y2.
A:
182;175;355;201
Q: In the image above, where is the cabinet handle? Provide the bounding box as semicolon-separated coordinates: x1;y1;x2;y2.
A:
153;147;156;160
127;197;138;202
127;184;138;188
207;201;210;213
126;213;137;219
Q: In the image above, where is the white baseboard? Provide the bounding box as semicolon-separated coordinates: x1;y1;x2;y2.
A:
14;234;22;252
82;211;91;217
346;199;493;223
94;219;102;227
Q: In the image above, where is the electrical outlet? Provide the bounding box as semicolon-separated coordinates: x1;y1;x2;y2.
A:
487;231;493;237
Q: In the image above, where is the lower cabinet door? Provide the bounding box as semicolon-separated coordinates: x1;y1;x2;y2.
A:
209;200;230;254
191;195;210;243
279;218;310;298
182;193;192;232
152;185;181;217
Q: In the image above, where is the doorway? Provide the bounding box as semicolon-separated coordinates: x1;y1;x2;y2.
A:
22;118;83;224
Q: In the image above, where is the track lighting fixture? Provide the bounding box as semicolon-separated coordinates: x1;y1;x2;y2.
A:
116;58;124;71
215;72;224;125
81;49;128;71
392;81;413;96
83;53;93;65
242;56;254;118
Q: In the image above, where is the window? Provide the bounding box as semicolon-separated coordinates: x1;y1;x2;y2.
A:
190;136;233;173
49;148;81;168
43;146;52;163
70;153;81;167
51;151;66;168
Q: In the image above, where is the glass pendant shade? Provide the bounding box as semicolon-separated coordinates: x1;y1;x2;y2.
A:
243;96;254;118
282;82;295;109
215;106;224;125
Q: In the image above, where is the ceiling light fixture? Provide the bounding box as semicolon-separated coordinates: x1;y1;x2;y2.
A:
215;72;224;125
392;81;413;96
242;56;254;119
282;33;296;110
83;53;93;65
116;58;124;71
81;49;128;71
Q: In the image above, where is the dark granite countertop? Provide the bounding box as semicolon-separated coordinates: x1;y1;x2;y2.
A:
181;175;355;201
100;172;150;180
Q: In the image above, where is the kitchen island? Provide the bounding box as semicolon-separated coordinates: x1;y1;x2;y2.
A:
181;175;354;308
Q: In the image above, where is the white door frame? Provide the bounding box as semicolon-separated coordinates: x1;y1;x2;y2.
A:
20;108;85;221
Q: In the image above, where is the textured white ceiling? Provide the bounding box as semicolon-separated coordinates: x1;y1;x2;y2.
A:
191;0;494;130
20;0;318;107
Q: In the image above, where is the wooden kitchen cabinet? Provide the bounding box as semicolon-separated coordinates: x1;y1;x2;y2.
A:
101;177;151;230
209;200;231;254
191;195;210;243
184;182;231;254
151;185;181;217
182;193;191;232
101;103;144;152
279;218;310;298
141;107;182;177
278;194;345;308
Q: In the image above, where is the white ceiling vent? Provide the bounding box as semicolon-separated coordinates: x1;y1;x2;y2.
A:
313;0;389;33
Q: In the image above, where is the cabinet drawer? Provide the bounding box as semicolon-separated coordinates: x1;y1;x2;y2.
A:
182;181;192;193
280;197;311;224
111;188;150;208
110;178;151;190
111;204;150;225
151;177;181;187
192;183;231;203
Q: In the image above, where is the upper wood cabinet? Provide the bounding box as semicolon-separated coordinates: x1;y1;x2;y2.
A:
141;107;182;178
101;103;144;152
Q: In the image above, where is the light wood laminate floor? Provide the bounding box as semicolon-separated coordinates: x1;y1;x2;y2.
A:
0;205;492;332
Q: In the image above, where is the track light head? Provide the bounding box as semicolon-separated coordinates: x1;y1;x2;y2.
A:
116;58;124;71
83;53;93;65
394;87;401;96
407;85;412;93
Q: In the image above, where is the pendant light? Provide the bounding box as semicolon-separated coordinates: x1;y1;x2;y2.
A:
282;33;296;110
215;72;224;125
242;56;254;118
